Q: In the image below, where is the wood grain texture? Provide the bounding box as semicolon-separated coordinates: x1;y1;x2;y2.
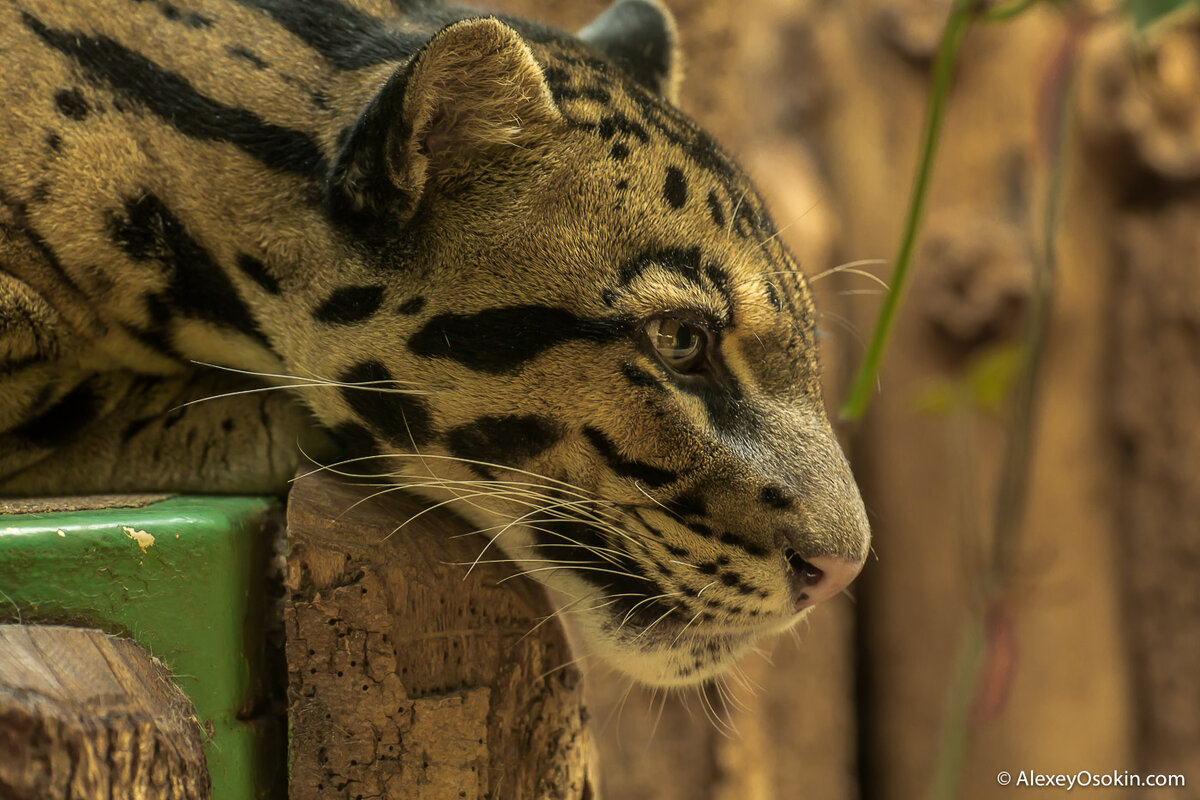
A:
0;624;210;800
1077;23;1200;797
284;472;593;800
1109;197;1200;800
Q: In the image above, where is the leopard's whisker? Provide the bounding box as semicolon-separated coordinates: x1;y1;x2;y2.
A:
726;189;748;237
809;259;890;288
698;682;738;738
536;651;592;683
451;491;614;566
648;684;671;743
750;644;774;666
757;198;822;247
817;309;868;352
294;449;599;502
670;609;705;648
728;659;764;697
385;487;545;543
521;593;586;641
726;259;890;300
457;495;639;575
189;359;423;387
432;507;633;565
582;592;645;613
499;564;650;585
716;673;749;714
631;482;675;517
334;479;578;521
526;539;630;564
295;455;637;545
601;675;639;738
379;474;627;527
631;604;676;641
712;679;743;734
618;591;681;629
457;556;599;567
337;474;625;530
172;380;428;412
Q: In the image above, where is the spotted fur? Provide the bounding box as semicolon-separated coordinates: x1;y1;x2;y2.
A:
0;0;870;684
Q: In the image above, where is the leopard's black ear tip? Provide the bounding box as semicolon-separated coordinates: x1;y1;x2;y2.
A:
578;0;681;103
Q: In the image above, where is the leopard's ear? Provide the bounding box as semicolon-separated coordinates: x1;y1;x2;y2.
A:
327;18;561;227
579;0;680;103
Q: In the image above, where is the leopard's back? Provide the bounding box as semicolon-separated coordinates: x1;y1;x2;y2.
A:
0;0;442;489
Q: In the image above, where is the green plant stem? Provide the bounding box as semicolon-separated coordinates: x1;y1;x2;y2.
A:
839;0;982;421
924;21;1077;800
926;616;986;800
989;43;1071;591
982;0;1040;22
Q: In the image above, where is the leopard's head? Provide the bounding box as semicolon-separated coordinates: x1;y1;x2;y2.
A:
312;0;870;685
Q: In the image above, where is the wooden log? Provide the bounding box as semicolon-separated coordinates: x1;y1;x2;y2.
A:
284;472;593;800
0;494;287;800
1109;199;1200;799
0;624;210;800
1078;23;1200;795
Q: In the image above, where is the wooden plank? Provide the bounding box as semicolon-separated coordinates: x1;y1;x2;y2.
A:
284;472;593;800
1079;23;1200;794
1110;198;1200;794
0;624;210;799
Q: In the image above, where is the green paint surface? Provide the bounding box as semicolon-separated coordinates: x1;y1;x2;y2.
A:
0;496;283;800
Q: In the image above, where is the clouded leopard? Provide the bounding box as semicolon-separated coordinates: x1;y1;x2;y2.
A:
0;0;870;685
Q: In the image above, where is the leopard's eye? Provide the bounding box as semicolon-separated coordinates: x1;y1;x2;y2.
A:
645;317;707;373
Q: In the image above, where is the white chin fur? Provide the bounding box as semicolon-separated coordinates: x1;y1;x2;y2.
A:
539;570;761;687
578;624;756;687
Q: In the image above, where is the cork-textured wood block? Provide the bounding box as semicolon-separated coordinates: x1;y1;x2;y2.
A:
285;472;594;800
0;624;210;800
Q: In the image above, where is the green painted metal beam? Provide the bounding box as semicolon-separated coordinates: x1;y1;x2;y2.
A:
0;495;284;800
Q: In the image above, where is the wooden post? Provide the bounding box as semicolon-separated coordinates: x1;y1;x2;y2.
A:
284;472;594;800
0;624;210;799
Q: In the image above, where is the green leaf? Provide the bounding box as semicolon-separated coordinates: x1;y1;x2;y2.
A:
1126;0;1197;30
914;379;965;415
965;344;1024;412
913;344;1024;416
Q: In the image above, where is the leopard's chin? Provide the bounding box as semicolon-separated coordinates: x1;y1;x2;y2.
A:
588;629;756;686
559;605;805;687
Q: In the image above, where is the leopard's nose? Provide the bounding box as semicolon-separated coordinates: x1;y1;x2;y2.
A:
784;548;864;611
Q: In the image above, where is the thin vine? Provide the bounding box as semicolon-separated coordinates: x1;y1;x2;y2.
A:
838;0;985;421
924;8;1079;799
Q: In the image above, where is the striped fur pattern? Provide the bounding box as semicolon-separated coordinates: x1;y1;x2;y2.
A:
0;0;870;684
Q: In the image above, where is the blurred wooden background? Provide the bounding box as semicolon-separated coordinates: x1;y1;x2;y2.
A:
483;1;1200;797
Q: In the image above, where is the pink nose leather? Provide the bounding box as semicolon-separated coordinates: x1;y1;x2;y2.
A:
786;551;865;611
